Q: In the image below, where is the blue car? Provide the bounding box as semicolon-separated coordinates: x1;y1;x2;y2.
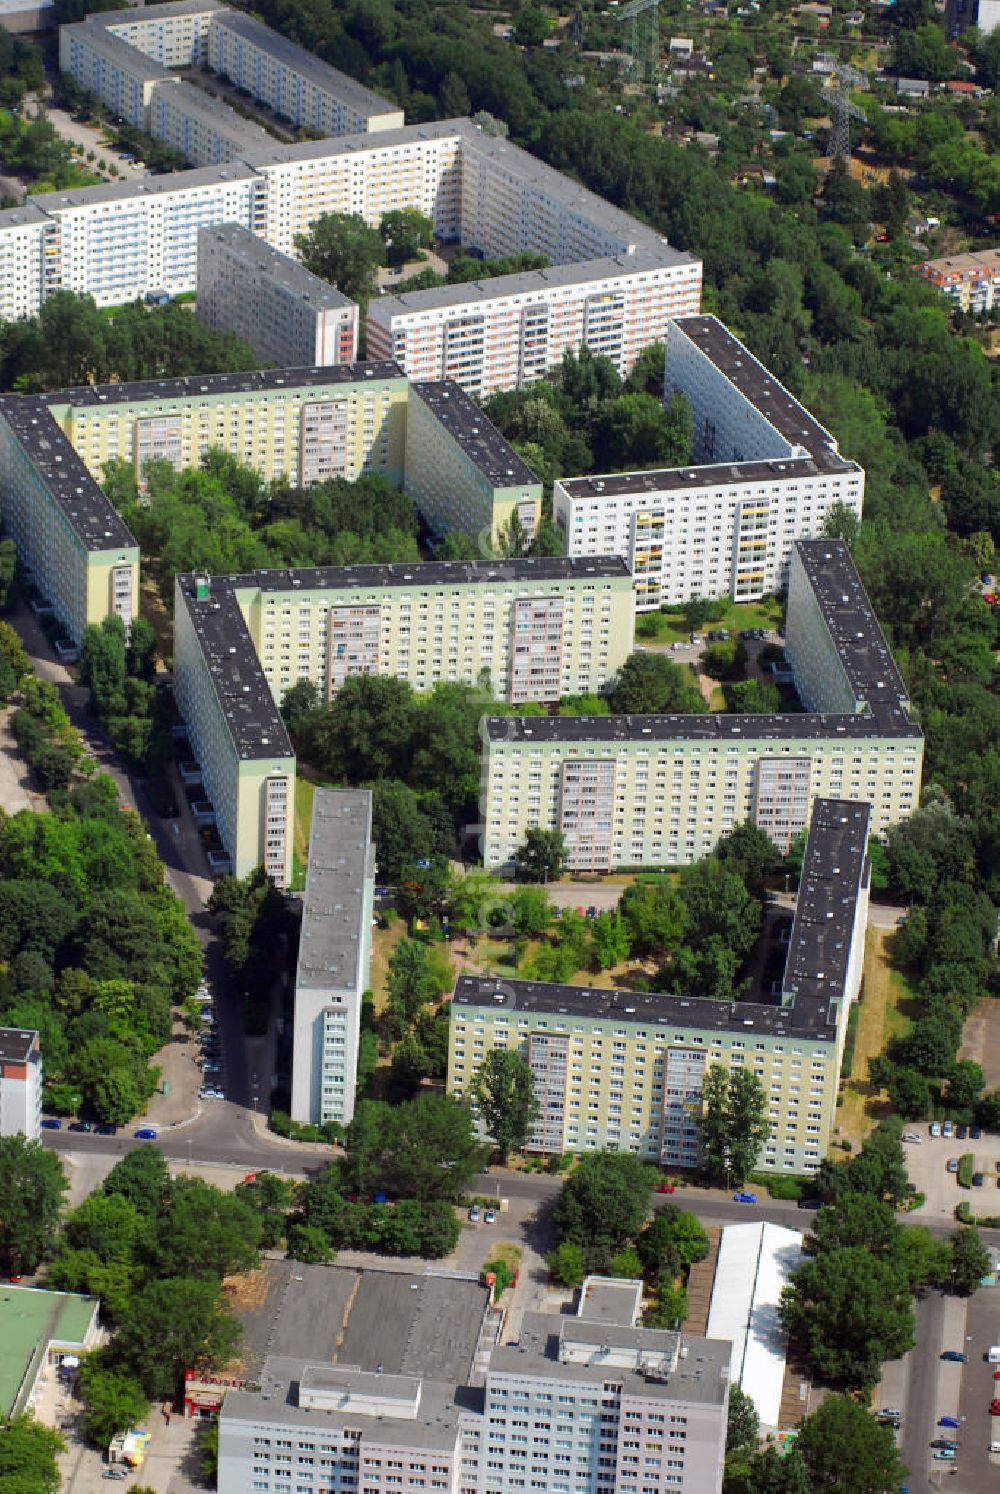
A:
134;1128;157;1140
40;1118;61;1130
733;1191;758;1205
938;1416;962;1428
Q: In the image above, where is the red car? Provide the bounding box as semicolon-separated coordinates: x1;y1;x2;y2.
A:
655;1182;676;1194
990;1399;1000;1415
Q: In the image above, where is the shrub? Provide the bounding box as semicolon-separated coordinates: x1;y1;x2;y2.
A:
957;1152;974;1188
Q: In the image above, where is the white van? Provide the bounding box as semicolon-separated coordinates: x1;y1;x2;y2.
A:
988;1344;1000;1363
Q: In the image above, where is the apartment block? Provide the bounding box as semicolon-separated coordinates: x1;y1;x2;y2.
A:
196;225;359;367
366;249;701;395
403;381;542;548
450;797;871;1174
0;1028;42;1141
554;316;864;607
918;249;1000;313
216;1268;729;1494
0;394;139;646
61;1;402;140
0;204;52;323
480;540;920;873
31;164;261;308
291;788;375;1128
173;555;632;881
149;79;271;167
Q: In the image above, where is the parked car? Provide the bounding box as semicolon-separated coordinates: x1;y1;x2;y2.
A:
957;1124;968;1140
902;1131;922;1143
796;1197;823;1210
95;1123;117;1136
67;1121;92;1133
484;1209;497;1224
943;1120;955;1138
991;1401;1000;1417
974;1173;985;1187
933;1449;956;1461
939;1416;962;1428
689;633;702;645
655;1182;676;1194
733;1191;757;1205
971;1125;983;1140
468;1205;481;1223
40;1118;61;1130
941;1351;968;1362
134;1128;157;1140
930;1121;942;1137
930;1439;959;1449
947;1158;959;1173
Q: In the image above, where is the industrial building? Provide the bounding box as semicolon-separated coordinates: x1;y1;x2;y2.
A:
196;225;359;367
366;248;701;395
0;1027;42;1140
554;316;865;607
216;1266;730;1494
0;361;542;649
173;554;634;885
290;789;375;1128
705;1223;803;1430
0;1286;99;1421
480;540;920;873
449;796;871;1174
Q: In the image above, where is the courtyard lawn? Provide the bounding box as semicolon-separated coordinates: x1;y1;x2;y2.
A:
635;595;785;646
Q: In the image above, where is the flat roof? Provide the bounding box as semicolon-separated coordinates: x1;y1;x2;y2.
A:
577;1276;642;1328
782;797;869;1006
672;315;836;455
156;79;272;149
211;8;402;119
97;0;224;25
197;224;355;310
206;555;630;596
920;248;1000;278
0;1287;97;1420
556;448;859;501
295;789;373;995
491;1312;730;1407
412;381;540;488
793;539;910;711
28;159;257;212
0;1027;38;1062
42;360;403;409
369;248;682;319
63;21;172;79
224;1356;464;1448
483;708;920;745
176;578;291;760
0;202;51;230
0;398;137;553
705;1223;802;1429
453;972;837;1041
232;1262;490;1385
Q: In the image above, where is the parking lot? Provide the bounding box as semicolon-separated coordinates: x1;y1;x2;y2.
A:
905;1123;1000;1222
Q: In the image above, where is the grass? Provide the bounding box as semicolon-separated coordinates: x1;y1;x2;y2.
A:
958;1152;975;1188
634;596;785;646
834;928;917;1149
294;775;317;866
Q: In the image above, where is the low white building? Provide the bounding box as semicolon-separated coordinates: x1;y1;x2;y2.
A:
290;789;375;1129
0;1028;42;1140
705;1222;803;1429
554;315;864;607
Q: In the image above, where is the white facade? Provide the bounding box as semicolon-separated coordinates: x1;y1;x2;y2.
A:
0;1028;42;1141
366;251;702;396
149;79;271;167
196;224;359;366
554;316;864;607
290;789;374;1129
0;205;51;322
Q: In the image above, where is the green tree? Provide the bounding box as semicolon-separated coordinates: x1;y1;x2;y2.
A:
0;1415;64;1494
101;1144;169;1217
514;827;565;882
619;881;688;957
77;1361;148;1448
111;1278;241;1398
592;392;692;470
779;1248;914;1389
950;1224;992;1295
726;1384;760;1453
609;652;705;714
547;1240;585;1287
294;212;386;304
379;208;434;265
796;1394;906;1493
469;1049;540;1162
698;1066;770;1187
389;1095;485;1201
608;1246;643;1279
234;1171;296;1251
553;1151;651;1269
144;1177;262;1280
589;911;630;971
513;5;548;44
0;1134;66;1274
